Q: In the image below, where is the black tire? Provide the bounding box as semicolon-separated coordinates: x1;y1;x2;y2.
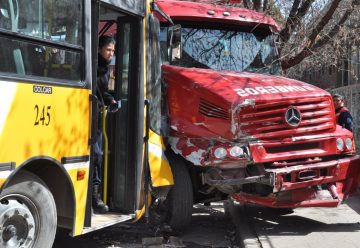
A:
167;158;193;231
0;171;57;248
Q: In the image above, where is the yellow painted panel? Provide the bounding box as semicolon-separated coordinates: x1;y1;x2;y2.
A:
0;80;91;235
0;178;6;188
66;168;90;236
0;81;90;162
148;130;174;187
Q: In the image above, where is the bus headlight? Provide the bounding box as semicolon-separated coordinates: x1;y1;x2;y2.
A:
336;138;344;151
229;146;244;157
345;138;353;150
214;147;227;159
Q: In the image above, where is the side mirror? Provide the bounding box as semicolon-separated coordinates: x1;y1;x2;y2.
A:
168;24;182;62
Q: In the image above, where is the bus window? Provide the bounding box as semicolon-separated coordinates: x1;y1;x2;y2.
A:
0;0;82;45
119;23;130;97
99;21;130;93
0;35;82;82
0;0;83;84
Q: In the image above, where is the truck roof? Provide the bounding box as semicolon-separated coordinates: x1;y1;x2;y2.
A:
155;0;280;32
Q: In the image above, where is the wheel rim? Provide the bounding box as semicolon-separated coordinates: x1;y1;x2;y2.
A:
0;196;38;248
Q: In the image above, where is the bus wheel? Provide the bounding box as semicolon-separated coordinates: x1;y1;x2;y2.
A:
167;158;193;231
0;171;57;248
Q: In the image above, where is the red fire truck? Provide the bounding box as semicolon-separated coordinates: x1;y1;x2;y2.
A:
147;0;360;229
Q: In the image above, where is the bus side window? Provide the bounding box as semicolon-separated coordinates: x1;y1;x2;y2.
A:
0;0;11;30
20;44;46;76
0;38;16;73
0;0;83;83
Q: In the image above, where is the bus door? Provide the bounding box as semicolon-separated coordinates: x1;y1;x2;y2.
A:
107;14;143;213
85;1;145;232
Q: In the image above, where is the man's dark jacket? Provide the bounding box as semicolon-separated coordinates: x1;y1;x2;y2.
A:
336;107;353;132
96;54;114;106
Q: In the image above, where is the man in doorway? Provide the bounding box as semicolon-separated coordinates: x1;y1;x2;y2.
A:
332;93;353;132
93;35;119;213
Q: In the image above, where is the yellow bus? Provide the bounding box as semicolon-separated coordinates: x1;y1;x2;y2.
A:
0;0;177;247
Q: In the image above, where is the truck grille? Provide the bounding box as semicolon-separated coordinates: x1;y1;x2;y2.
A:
239;97;335;139
199;98;229;119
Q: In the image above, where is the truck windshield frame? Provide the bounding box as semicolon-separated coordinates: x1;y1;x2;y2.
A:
161;23;280;75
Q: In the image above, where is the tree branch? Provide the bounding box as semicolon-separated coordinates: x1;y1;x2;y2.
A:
279;0;301;44
280;0;314;46
282;0;342;69
313;10;351;50
313;0;360;50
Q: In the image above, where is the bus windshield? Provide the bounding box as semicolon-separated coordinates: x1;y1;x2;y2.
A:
167;26;280;75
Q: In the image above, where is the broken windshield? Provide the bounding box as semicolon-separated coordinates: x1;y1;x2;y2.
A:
168;27;280;75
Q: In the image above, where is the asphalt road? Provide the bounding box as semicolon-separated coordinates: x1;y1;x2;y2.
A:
53;203;236;248
233;190;360;248
53;191;360;248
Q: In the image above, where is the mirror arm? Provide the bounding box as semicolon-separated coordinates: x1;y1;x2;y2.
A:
150;2;174;25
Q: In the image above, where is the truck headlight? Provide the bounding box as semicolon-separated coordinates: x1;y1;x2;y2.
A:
214;147;227;159
345;138;353;150
336;138;344;151
229;146;244;157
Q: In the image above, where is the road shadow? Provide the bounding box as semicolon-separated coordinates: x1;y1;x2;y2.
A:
241;204;360;237
344;189;360;216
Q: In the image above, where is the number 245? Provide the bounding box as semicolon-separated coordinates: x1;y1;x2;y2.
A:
34;105;51;126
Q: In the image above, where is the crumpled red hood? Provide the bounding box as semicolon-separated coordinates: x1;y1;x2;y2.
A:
162;65;329;104
162;64;334;141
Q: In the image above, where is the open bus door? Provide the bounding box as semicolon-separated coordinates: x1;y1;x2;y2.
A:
83;0;145;233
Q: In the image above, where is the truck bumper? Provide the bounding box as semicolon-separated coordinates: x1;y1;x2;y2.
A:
212;155;360;208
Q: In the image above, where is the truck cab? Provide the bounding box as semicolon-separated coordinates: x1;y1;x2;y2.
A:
148;0;360;224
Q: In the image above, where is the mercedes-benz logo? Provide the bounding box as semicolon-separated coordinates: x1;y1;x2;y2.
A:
285;107;301;127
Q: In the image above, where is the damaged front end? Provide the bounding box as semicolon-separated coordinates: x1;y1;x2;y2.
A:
205;154;360;208
163;65;360;208
169;132;360;208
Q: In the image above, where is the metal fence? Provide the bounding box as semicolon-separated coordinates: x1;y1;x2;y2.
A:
331;84;360;152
